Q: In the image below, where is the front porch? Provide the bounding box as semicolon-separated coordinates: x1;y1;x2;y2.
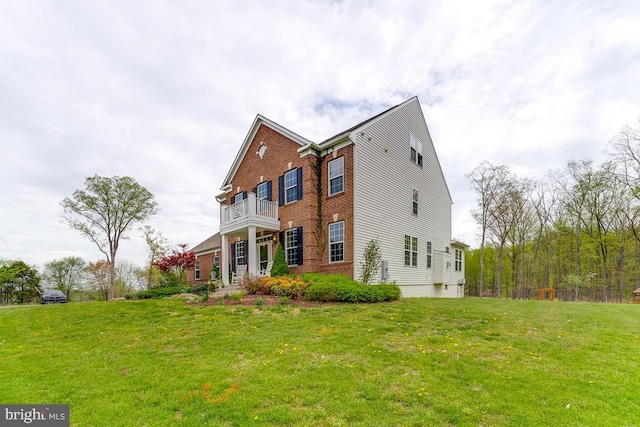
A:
220;192;280;286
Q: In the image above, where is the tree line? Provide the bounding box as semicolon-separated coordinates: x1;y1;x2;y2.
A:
465;118;640;302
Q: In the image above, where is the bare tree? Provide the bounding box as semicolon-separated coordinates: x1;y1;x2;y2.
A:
61;175;158;300
467;162;511;297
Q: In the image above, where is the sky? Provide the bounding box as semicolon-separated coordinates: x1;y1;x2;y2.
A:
1;0;640;271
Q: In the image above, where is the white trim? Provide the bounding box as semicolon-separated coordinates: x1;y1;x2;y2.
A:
221;115;313;189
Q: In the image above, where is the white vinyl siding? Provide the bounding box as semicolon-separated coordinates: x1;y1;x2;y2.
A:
352;98;453;293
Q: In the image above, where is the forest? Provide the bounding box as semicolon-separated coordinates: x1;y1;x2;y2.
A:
464;118;640;302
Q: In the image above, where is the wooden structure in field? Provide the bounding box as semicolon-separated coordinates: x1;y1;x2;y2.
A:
633;288;640;304
538;288;556;301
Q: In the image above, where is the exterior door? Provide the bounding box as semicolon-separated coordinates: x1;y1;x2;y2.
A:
257;239;272;271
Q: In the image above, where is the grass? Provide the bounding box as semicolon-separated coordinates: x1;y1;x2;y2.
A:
1;298;639;426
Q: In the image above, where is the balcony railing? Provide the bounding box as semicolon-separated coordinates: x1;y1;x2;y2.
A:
220;193;279;231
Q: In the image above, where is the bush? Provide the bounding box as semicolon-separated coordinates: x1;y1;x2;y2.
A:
271;244;290;277
303;274;400;303
268;276;309;299
135;286;186;299
190;283;209;296
241;275;309;299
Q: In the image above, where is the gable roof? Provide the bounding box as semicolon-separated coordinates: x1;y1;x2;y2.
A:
219;96;452;203
318;97;417;148
190;232;221;254
220;115;313;191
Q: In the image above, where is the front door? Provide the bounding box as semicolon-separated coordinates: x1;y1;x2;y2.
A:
257;238;272;272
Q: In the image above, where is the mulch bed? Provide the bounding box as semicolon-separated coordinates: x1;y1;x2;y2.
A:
195;293;323;308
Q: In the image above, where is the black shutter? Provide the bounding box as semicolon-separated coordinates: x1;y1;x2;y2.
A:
231;242;236;273
252;187;257;195
266;180;273;201
297;226;303;265
242;191;247;200
278;175;284;206
296;167;303;200
230;195;235;205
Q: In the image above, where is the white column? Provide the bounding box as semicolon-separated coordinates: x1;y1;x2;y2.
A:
248;226;257;277
221;233;229;286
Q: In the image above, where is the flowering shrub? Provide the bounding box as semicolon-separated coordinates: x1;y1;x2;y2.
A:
240;275;310;299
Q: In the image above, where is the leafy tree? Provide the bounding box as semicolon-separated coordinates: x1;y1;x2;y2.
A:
87;260;111;301
140;226;168;290
270;243;290;277
359;239;382;285
154;243;195;286
43;256;87;300
0;261;41;304
61;175;158;300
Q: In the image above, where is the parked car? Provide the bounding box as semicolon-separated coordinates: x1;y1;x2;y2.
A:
41;290;67;304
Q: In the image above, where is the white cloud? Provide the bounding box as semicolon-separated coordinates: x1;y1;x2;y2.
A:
1;0;639;269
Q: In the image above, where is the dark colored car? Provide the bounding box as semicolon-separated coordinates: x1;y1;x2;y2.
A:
41;290;67;304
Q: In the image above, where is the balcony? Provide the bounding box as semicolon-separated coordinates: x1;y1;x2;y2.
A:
220;192;280;235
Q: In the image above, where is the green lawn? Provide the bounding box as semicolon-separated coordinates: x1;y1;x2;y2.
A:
1;298;639;426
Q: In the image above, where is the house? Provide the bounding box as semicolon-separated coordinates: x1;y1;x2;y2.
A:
215;96;466;297
186;232;221;286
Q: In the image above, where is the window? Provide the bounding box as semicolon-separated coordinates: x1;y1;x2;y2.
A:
410;134;423;167
285;169;298;203
404;235;418;267
194;259;200;279
285;228;298;266
329;221;345;262
279;168;303;205
426;241;432;268
229;191;247;205
257;181;269;200
412;188;418;215
235;241;246;267
328;157;344;195
213;255;220;268
455;249;463;272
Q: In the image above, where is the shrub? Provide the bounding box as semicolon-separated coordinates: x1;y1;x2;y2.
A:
190;283;209;296
359;239;382;285
267;276;309;299
230;292;244;302
135;286;186;299
241;275;309;299
270;244;290;277
240;276;270;295
303;273;400;303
